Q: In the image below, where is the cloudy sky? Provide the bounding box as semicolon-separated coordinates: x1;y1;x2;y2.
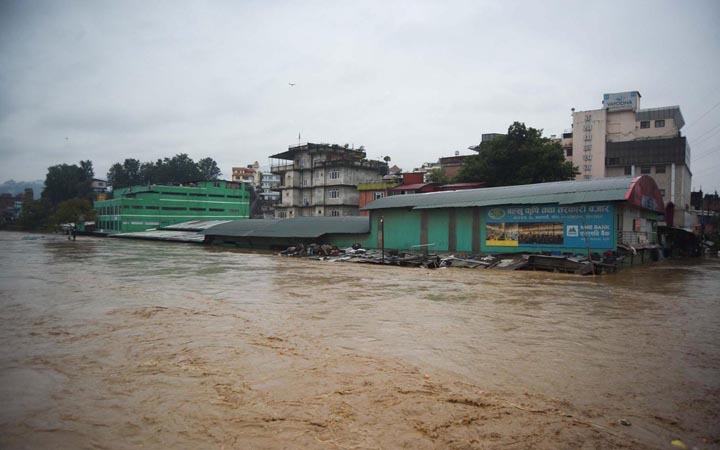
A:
1;0;719;192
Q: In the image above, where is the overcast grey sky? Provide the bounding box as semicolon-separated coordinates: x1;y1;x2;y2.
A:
1;0;719;192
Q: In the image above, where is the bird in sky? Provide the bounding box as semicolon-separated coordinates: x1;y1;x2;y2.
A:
288;83;296;87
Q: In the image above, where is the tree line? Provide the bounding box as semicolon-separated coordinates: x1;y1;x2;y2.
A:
10;154;221;231
107;154;221;189
428;122;578;186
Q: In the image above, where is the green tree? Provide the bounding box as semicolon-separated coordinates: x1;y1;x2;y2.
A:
108;154;223;187
197;157;222;180
41;162;94;206
107;158;143;189
427;168;449;184
455;122;578;186
50;198;96;228
18;199;51;230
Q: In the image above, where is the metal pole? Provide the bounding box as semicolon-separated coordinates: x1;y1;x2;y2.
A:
380;216;385;264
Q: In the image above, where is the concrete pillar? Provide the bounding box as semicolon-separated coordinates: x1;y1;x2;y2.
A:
671;163;676;204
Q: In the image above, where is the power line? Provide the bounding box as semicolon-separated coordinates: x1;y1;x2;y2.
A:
692;159;720;175
689;122;720;147
684;99;720;132
692;145;720;163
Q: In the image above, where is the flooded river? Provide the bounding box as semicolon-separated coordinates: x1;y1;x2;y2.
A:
1;231;718;449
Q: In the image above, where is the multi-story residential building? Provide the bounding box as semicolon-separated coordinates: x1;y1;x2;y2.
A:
259;173;281;202
94;180;249;234
231;162;260;186
564;91;692;227
270;142;387;218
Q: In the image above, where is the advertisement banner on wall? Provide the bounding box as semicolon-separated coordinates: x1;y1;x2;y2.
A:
485;203;614;249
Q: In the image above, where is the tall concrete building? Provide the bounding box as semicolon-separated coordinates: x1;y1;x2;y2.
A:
563;91;692;227
270;143;387;218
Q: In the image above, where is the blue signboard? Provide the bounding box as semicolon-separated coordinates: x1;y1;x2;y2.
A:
485;203;614;249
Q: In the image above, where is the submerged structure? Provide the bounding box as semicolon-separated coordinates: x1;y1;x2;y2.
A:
201;176;665;264
94;180;249;234
361;176;664;258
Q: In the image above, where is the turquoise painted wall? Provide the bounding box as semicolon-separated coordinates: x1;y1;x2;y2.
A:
426;210;449;252
363;202;623;255
455;208;474;253
376;208;422;250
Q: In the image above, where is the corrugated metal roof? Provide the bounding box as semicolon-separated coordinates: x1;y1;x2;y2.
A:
162;220;233;231
202;216;370;238
390;183;437;191
363;177;636;211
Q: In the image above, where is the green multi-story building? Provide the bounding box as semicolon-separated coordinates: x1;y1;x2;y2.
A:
94;180;249;234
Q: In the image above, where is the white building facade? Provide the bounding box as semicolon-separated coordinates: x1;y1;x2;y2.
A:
564;91;692;227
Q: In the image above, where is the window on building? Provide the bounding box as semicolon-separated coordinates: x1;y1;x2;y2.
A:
585;114;592;121
584;144;592;151
584;134;592;141
565;148;573;157
329;170;340;180
607;157;619;165
213;181;221;187
640;121;650;129
583;124;592;131
655;165;666;174
624;166;632;175
655;120;665;128
277;211;287;218
330;209;340;217
640;166;651;174
373;192;385;200
583;164;592;172
660;189;666;196
329;189;340;199
209;208;224;212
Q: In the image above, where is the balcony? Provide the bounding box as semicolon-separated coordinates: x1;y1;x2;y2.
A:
313;159;387;170
271;163;298;173
618;231;657;246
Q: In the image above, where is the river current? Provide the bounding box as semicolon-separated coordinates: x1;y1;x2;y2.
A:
0;231;718;449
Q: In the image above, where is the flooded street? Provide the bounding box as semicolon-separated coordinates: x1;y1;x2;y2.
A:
1;231;718;449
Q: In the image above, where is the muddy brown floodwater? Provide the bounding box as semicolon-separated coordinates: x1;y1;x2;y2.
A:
0;231;718;450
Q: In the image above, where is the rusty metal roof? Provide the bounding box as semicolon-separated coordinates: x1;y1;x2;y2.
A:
363;177;637;211
203;216;370;238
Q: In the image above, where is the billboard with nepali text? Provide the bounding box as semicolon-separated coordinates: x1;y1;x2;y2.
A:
485;203;615;249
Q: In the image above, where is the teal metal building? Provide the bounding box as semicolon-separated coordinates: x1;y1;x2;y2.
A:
94;180;249;234
361;176;665;255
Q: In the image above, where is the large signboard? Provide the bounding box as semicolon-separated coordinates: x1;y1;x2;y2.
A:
602;91;639;112
485;204;614;249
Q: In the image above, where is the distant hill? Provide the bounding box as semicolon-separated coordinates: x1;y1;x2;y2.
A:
0;180;43;199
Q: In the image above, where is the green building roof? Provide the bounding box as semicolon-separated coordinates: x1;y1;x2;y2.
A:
203;216;370;238
362;177;639;211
